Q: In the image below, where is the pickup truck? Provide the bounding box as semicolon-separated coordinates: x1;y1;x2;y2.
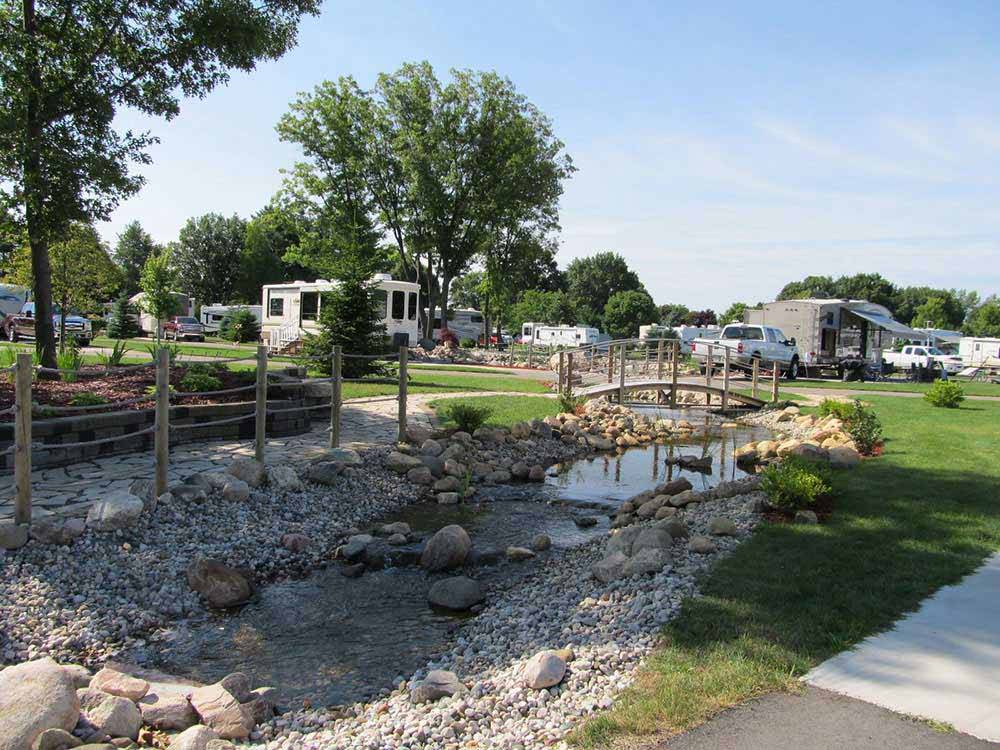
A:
162;316;205;342
883;344;963;375
691;323;801;379
2;302;92;345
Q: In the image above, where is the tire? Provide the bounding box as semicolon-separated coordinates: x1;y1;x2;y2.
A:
6;326;17;342
786;357;799;380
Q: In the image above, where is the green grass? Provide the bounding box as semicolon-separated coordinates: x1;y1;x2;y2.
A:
787;378;1000;398
575;395;1000;747
340;370;551;401
409;363;526;375
429;394;560;429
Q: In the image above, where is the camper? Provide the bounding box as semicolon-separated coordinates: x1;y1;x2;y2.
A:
959;337;1000;368
425;307;485;343
261;274;420;352
0;284;30;318
520;322;601;347
128;292;195;337
200;304;263;334
746;299;920;376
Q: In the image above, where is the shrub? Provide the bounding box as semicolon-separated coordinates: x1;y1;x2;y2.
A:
924;380;965;409
437;328;459;347
819;398;882;455
219;308;261;343
460;337;478;349
69;392;109;407
179;367;223;393
761;455;831;511
817;398;853;421
99;340;130;368
57;346;83;383
557;393;586;414
444;402;492;433
301;273;387;379
144;343;181;362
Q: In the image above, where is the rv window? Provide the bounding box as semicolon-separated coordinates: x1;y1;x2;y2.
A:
470;314;483;323
391;290;405;320
373;289;387;318
301;292;319;322
268;294;284;318
407;293;417;320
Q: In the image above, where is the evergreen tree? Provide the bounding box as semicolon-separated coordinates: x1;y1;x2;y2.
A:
219;308;261;343
106;295;140;339
114;221;158;296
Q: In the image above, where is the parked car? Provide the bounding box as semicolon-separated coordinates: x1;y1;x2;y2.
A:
691;323;800;379
162;316;205;342
883;344;963;375
2;302;93;345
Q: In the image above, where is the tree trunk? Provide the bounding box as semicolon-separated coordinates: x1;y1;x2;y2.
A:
22;0;57;370
423;255;436;340
439;272;451;341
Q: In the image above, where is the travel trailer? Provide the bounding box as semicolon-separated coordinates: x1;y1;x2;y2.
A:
0;284;29;318
426;307;486;343
638;325;722;354
520;322;601;347
261;275;420;352
128;292;195;337
200;304;263;334
959;337;1000;368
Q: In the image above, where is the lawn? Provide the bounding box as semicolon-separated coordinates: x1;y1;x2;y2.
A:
341;370;551;401
429;394;560;429
787;377;1000;398
575;395;1000;747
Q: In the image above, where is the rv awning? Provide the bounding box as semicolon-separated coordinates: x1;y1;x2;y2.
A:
846;309;920;337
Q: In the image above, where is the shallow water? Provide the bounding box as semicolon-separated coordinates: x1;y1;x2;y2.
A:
152;409;767;708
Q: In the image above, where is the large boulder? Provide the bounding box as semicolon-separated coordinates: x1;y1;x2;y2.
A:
604;526;643;557
186;558;252;608
139;692;199;731
189;684;255;740
86;492;144;531
90;667;149;702
427;576;484;611
29;518;86;546
409;671;466;704
386;451;424;474
656;477;693;496
708;517;738;536
169;725;219;750
631;528;673;556
828;445;861;469
267;465;303;492
221;479;250;503
591;551;628;583
0;658;80;750
226;459;266;488
624;547;671;576
406;466;435;485
522;650;567;690
420;525;472;571
85;695;141;740
29;728;81;750
0;522;28;550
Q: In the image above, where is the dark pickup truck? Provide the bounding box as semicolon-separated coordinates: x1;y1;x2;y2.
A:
2;302;93;345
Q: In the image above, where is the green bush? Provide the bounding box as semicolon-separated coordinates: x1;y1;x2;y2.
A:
445;402;492;433
819;398;882;455
761;455;831;511
460;337;478;349
924;380;965;409
57;346;83;383
179;368;223;393
99;340;130;368
817;398;853;421
558;393;586;414
219;308;261;343
69;392;109;407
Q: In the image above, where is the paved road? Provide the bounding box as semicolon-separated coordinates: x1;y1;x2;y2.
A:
659;687;997;750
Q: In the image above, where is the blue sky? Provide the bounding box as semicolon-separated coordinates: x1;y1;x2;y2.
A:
102;0;1000;311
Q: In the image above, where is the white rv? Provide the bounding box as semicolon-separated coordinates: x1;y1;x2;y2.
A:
261;274;420;352
128;291;194;336
0;284;30;318
959;337;1000;368
520;322;601;347
200;304;263;334
426;307;485;343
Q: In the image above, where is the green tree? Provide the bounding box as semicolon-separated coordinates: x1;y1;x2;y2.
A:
911;296;954;330
236;207;311;303
565;251;643;329
894;286;965;329
508;290;578;334
603;290;658;339
966;297;1000;338
834;273;898;312
657;303;690;327
139;249;179;344
301;271;387;378
451;271;486;311
0;0;319;367
106;295;140;339
776;275;837;300
686;309;718;327
172;214;247;305
721;302;749;325
114;221;159;296
219;308;261;343
8;222;120;350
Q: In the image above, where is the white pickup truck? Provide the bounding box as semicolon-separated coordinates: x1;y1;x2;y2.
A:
691;323;801;379
882;345;963;375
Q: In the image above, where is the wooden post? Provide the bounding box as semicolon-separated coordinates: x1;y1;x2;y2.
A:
752;357;760;400
656;338;665;380
329;345;342;448
607;344;614;383
722;347;730;411
618;343;626;404
705;344;714;407
154;348;169;497
557;351;565;396
771;360;780;403
566;352;574;398
397;346;408;443
670;340;679;408
254;345;267;464
13;352;32;525
527;340;533;368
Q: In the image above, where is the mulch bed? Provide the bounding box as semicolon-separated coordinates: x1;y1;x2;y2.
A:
0;364;257;419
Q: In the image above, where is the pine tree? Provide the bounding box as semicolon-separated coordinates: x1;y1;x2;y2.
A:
106;295;140;339
302;270;387;378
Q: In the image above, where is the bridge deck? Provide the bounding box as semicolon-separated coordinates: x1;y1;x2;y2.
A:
576;379;768;409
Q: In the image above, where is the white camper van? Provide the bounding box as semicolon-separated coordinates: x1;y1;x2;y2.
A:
960;337;1000;368
426;307;485;343
261;274;420;352
520;322;601;347
200;304;263;334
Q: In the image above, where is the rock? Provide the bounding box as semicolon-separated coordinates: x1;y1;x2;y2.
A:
28;518;86;546
0;522;28;550
523;650;567;689
189;684;254;740
689;535;717;554
420;455;445;478
527;465;546;482
226;459;265;487
712;480;747;499
631;527;673;555
605;526;643;557
86;493;144;531
90;668;149;702
420;525;472;571
0;658;80;750
409;670;466;704
340;563;365;578
530;534;552;552
427;576;484;611
510;422;531;440
218;673;252;703
340;534;373;562
585;435;615;451
708;517;738;536
510;462;530;480
420;439;444;456
221;480;250;502
324;447;363;467
654;506;678;520
828;445;861;469
795;509;819;524
436;492;460;505
406;466;435;485
386;451;424;474
624;547;671;576
592;551;628;583
267;465;303;492
303;461;342;486
574;516;598;528
31;729;82;750
790;443;828;462
280;533;310;552
669;489;701;507
205;742;235;750
86;695;141;741
186;558;252;608
379;521;410;536
655;477;693;495
60;664;91;689
386;533;408;545
733;444;758;462
655;518;689;538
432;476;460;492
506;546;535;561
405;424;433;444
169;725;219;750
138;693;198;731
485;469;512;483
443;458;467;478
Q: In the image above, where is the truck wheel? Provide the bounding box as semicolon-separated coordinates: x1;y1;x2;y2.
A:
786;357;799;380
6;326;16;342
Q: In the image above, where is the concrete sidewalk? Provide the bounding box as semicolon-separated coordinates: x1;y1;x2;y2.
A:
806;553;1000;743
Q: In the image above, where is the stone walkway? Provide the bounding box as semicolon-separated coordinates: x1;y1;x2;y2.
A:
0;391;537;522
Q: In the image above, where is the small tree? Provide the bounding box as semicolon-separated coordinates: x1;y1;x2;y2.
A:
301;271;387;378
106;295;140;339
219;308;261;343
139;250;179;344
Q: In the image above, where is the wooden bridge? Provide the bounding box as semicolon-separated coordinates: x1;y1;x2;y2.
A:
554;337;782;411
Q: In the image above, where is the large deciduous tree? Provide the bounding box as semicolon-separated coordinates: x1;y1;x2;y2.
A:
508;289;577;334
114;221;159;296
657;303;690;327
236;206;313;303
172;213;247;305
565;251;643;329
966;297;1000;338
0;0;319;366
603;290;658;339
